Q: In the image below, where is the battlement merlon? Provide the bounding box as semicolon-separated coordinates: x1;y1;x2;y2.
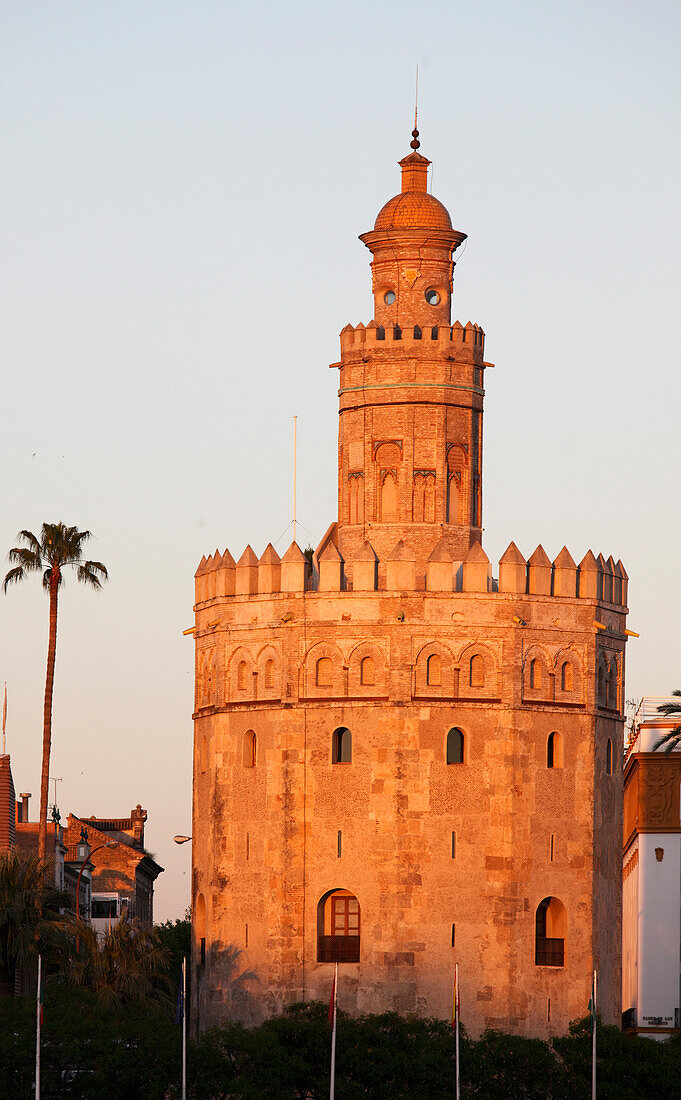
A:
336;320;487;363
194;538;629;619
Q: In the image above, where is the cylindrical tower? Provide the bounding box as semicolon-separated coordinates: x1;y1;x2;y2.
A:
336;134;486;582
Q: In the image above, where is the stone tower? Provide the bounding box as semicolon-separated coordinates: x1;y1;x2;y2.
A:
191;133;627;1039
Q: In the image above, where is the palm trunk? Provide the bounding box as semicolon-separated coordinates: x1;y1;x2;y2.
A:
38;574;59;863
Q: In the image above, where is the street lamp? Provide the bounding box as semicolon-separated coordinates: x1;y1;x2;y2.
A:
75;834;119;919
174;835;192;845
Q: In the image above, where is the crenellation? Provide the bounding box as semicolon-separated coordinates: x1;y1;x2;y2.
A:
528;545;552;596
552;547;577;599
235;545;258;596
498;541;527;595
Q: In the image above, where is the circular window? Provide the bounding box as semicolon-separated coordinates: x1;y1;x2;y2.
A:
425;288;441;306
384;290;396;305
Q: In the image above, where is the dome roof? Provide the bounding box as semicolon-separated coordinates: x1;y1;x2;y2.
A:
375;190;452;231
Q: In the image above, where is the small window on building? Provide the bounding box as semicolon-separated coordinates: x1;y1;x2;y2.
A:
547;731;563;769
337;830;342;858
535;897;566;967
316;657;333;688
470;655;485;688
393;325;402;340
446;728;464;765
317;890;360;962
530;659;541;689
606;738;613;775
561;662;573;692
451;923;456;947
376;326;385;340
237;660;248;690
550;834;555;862
243;729;256;768
360;656;375;686
427;653;442;687
414;325;422;339
430;326;438;340
451;831;456;858
332;727;352;764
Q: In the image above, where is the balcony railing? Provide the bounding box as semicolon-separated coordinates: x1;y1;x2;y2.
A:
535;937;564;967
317;935;360;963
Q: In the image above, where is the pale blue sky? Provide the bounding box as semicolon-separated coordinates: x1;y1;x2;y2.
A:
1;2;679;919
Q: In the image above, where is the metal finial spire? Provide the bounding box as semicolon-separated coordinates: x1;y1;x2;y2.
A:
410;65;420;150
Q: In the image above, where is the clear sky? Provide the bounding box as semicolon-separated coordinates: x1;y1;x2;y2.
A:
1;1;679;921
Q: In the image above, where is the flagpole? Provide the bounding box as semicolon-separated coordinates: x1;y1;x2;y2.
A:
329;961;338;1100
592;969;597;1100
182;955;187;1100
35;953;41;1100
455;962;460;1100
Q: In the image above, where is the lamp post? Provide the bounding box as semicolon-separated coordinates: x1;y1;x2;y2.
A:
173;834;192;1100
74;830;118;919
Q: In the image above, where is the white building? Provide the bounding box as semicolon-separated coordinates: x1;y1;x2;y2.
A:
622;696;681;1037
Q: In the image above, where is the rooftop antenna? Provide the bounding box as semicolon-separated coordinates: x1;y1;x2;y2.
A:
411;65;420;150
292;415;298;546
2;683;6;754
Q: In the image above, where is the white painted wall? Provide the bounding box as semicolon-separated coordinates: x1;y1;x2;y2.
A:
622;839;639;1015
638;833;680;1027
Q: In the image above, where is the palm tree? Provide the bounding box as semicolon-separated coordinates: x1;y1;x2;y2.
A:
653;690;681;753
3;524;107;862
0;851;71;995
67;917;171;1009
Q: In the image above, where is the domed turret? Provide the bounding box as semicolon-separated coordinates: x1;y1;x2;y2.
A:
359;132;466;330
374;151;453;231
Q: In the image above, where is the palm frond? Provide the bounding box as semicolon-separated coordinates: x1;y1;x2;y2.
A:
2;566;25;593
653;725;681;754
7;546;42;570
77;560;108;588
17;530;42;555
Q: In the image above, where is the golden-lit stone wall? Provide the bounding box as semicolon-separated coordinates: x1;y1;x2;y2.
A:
191;546;626;1038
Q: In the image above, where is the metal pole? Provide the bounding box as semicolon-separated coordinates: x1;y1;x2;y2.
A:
592;969;597;1100
329;962;337;1100
455;962;460;1100
35;953;41;1100
293;415;297;546
182;955;187;1100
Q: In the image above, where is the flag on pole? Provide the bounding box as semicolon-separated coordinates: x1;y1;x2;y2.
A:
328;965;337;1025
175;962;185;1025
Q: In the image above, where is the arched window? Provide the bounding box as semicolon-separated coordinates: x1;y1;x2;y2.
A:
316;657;333;688
447;476;459;525
535;897;566;966
242;730;256;768
470;655;485;688
530;659;541;689
264;659;275;689
606;738;613;775
196;892;206;966
413;324;422;340
608;663;618;709
427;653;442;687
561;662;573;692
446;728;464;765
547;732;563;769
237;661;248;691
381;472;398;523
317;890;360;962
360;656;375;686
332;727;352;764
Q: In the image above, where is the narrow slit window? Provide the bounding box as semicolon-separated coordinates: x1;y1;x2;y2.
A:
550;834;554;862
332;727;352;764
246;833;250;861
431;326;438;340
606;738;613;775
451;923;456;947
245;923;248;947
446;728;464;765
337;830;342;858
451;831;456;858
